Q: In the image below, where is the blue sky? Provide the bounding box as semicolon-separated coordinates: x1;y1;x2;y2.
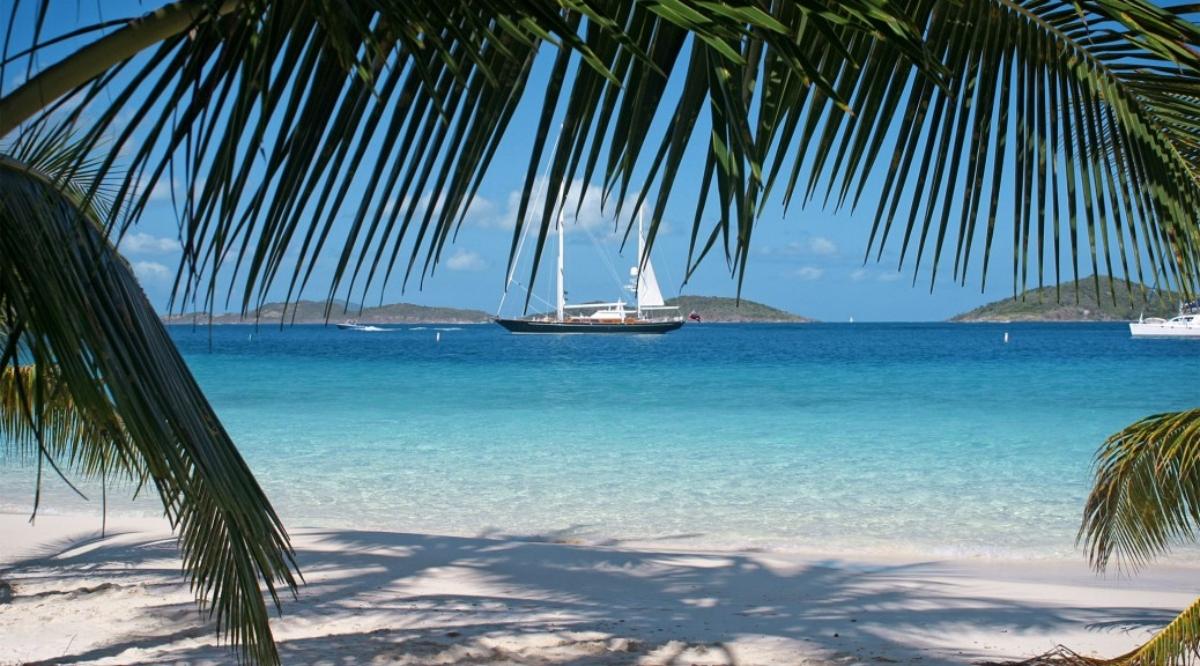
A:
7;2;1138;322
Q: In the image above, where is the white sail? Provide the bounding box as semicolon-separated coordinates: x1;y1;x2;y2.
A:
637;255;665;307
636;208;665;308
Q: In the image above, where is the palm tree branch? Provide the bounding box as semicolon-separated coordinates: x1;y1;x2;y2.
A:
0;151;299;665
1122;592;1200;666
1079;408;1200;573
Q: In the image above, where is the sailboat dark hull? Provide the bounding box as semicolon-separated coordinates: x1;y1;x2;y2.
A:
494;318;683;334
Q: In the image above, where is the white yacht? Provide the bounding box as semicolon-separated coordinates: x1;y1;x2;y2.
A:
1129;309;1200;338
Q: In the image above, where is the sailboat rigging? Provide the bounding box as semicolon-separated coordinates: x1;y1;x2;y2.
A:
494;207;685;334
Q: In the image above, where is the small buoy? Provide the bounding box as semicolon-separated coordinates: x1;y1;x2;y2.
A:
1003;331;1009;344
436;331;441;343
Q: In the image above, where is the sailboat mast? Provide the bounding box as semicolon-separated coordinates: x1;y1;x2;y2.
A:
556;208;565;323
636;207;644;319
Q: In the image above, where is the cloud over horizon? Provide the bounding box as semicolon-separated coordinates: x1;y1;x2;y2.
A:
446;249;487;272
133;260;171;283
119;232;180;255
758;235;838;258
792;266;824;281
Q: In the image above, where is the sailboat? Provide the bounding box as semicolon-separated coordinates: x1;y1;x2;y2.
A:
494;208;684;334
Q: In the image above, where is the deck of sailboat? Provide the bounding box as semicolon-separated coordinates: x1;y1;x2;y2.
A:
494;317;683;334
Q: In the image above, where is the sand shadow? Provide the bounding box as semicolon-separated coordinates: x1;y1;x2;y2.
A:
1;526;1178;665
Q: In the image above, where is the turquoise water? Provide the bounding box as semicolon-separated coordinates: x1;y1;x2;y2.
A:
3;323;1196;560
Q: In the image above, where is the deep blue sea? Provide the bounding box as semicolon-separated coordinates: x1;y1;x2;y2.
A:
3;322;1197;560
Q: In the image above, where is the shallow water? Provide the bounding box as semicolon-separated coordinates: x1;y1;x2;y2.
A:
3;322;1196;560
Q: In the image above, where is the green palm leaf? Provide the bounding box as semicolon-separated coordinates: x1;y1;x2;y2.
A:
0;0;928;318
1080;408;1200;573
4;0;1191;316
0;143;299;664
797;0;1200;299
0;365;143;503
1121;593;1200;666
1078;409;1200;666
527;0;1200;302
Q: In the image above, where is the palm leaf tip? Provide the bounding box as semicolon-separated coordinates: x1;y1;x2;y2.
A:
1078;408;1200;575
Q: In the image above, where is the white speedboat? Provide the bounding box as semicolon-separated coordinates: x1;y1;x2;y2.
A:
1130;312;1200;338
336;320;387;332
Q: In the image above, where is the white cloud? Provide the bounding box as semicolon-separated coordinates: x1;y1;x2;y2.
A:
809;236;837;256
759;236;837;257
119;232;180;255
463;195;498;223
133;260;170;283
446;249;486;272
758;241;801;256
849;267;904;283
792;266;824;281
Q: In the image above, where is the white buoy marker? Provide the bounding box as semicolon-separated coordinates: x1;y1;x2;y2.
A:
1003;331;1009;344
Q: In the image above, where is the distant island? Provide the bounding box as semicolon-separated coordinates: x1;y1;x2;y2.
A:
950;277;1180;322
163;300;492;325
666;296;812;323
163;295;812;325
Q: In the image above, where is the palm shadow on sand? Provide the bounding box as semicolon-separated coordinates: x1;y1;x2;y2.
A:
3;526;1176;665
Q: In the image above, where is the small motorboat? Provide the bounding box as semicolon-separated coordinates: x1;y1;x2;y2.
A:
336;319;387;332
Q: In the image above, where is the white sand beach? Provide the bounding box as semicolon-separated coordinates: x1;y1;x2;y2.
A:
1;513;1196;665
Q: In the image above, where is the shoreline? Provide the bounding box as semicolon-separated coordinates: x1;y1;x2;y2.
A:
2;512;1194;665
8;495;1191;566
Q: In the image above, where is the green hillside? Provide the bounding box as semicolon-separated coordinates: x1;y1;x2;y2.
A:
164;300;491;324
666;295;812;322
950;277;1181;322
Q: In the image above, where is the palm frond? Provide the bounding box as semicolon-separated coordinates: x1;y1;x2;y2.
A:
5;0;1194;316
987;594;1200;665
1120;593;1200;666
0;152;299;665
749;0;1200;300
3;119;118;220
0;365;144;488
501;1;935;301
0;0;930;318
1079;408;1200;573
419;0;1200;304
